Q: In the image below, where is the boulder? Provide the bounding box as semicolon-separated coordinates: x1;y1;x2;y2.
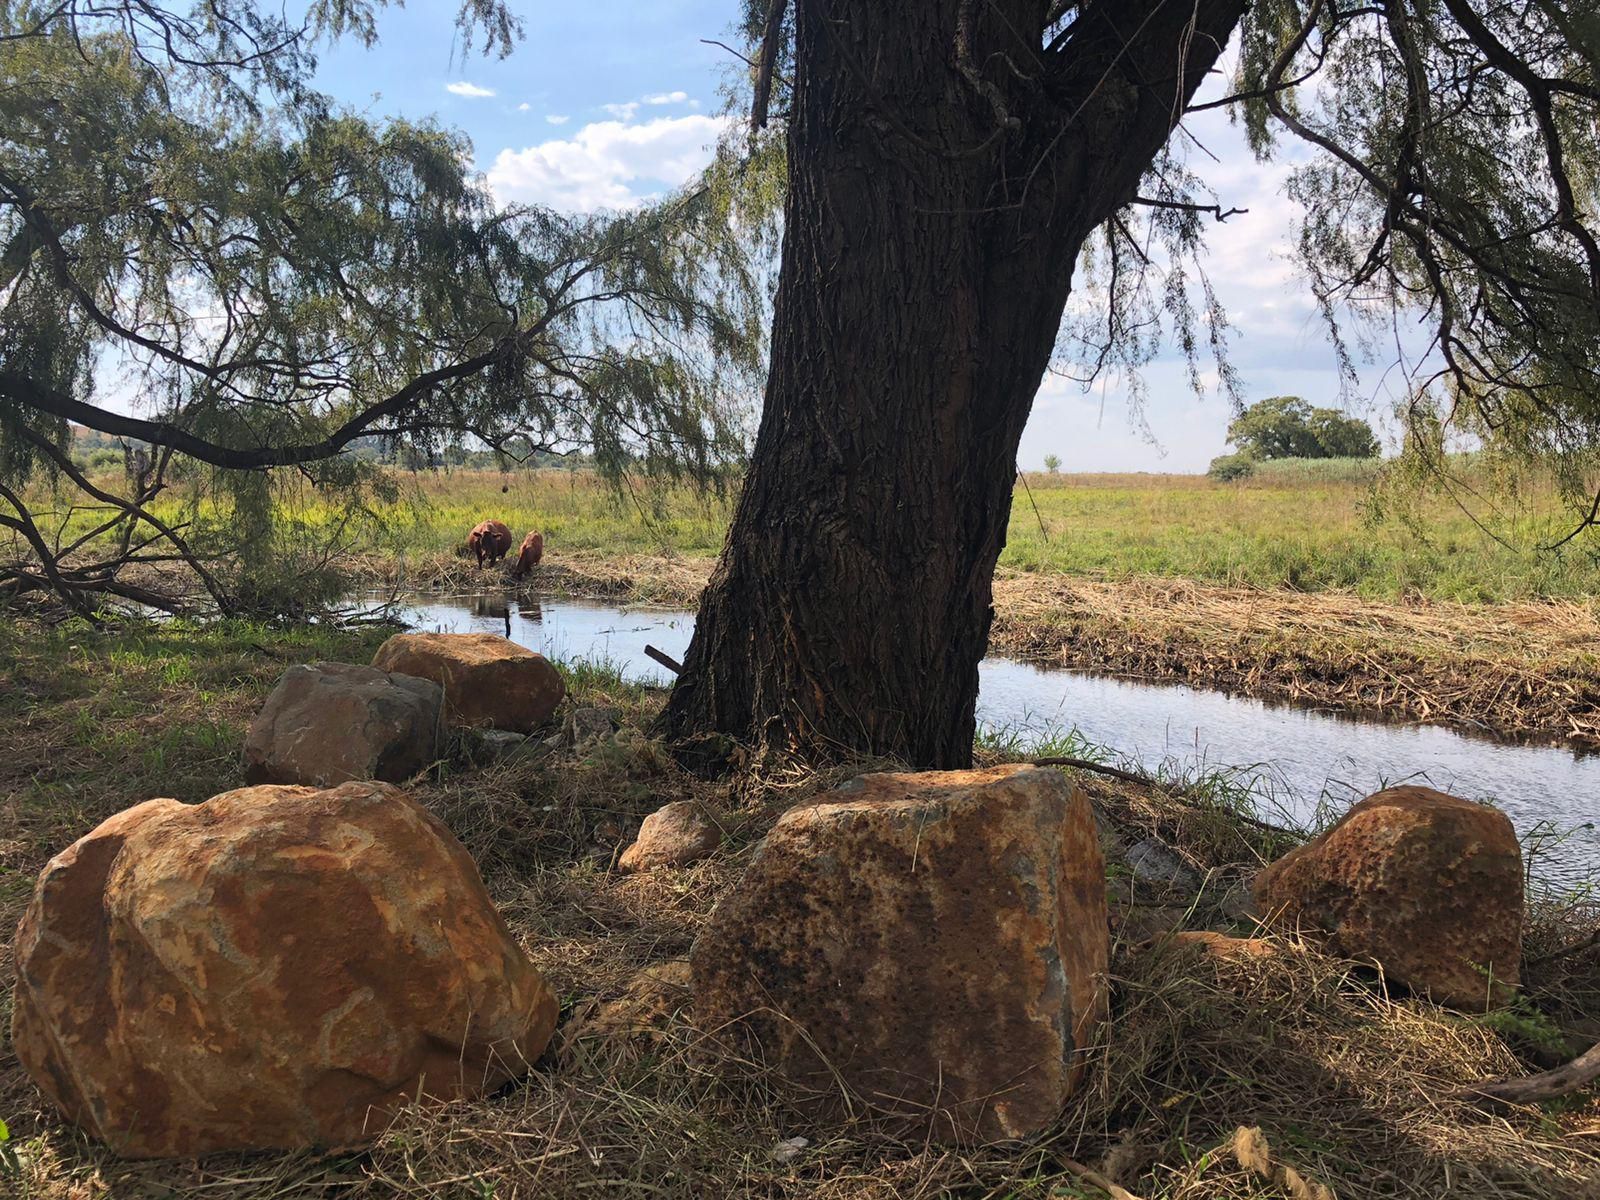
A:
1252;785;1522;1009
617;800;721;872
692;764;1108;1143
371;631;564;733
11;781;558;1158
242;662;442;787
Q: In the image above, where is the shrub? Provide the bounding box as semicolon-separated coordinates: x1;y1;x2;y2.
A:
1208;452;1256;481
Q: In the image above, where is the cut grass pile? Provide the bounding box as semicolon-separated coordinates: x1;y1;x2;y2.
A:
2;618;1598;1198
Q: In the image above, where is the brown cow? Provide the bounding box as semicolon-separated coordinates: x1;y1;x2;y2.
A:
467;520;513;568
511;530;544;579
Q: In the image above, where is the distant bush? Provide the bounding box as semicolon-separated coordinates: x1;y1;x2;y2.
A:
1208;452;1256;481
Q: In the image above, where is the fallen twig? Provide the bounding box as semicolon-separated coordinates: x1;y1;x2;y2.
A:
1454;1040;1600;1107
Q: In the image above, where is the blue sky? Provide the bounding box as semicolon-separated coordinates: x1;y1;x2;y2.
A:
310;2;1425;473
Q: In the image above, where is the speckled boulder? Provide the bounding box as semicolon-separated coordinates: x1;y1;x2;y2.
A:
371;632;564;733
11;781;558;1158
618;801;721;872
1253;785;1523;1009
243;662;442;786
692;764;1108;1143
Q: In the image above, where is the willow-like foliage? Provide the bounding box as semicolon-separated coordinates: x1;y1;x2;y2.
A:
0;0;766;617
731;2;1600;523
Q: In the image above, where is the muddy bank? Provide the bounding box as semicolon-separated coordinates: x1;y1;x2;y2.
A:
989;573;1600;750
354;551;1600;749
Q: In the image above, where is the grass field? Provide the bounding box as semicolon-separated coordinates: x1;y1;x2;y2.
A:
2;624;1598;1198
280;458;1600;604
17;456;1598;604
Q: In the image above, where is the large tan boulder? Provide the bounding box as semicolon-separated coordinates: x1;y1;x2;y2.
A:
692;764;1108;1143
12;781;558;1158
1252;785;1523;1010
242;662;443;787
371;632;564;733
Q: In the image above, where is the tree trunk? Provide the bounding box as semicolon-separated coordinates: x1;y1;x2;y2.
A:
661;0;1246;766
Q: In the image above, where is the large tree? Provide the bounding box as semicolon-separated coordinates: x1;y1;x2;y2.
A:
0;0;764;618
660;0;1600;767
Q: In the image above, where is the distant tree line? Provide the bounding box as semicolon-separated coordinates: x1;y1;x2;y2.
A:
1210;397;1381;481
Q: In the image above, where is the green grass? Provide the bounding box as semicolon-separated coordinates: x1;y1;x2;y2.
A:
23;456;1600;604
382;462;1600;601
1008;466;1600;601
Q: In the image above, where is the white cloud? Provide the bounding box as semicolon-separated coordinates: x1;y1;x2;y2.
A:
601;101;640;121
644;90;688;105
545;114;570;125
446;81;496;98
488;114;729;213
517;102;532;112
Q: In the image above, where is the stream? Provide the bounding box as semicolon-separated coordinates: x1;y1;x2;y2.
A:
390;591;1599;886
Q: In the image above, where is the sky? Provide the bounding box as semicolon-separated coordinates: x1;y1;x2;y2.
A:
310;1;1429;474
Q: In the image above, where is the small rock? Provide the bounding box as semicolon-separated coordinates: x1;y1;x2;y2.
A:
618;801;721;872
692;764;1109;1143
1125;837;1200;894
371;631;564;733
1167;930;1280;960
11;781;558;1158
563;705;621;749
771;1135;810;1164
1252;785;1523;1010
243;662;442;787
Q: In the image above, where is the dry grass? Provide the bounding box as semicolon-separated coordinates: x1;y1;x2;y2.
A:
3;621;1600;1198
347;548;717;609
991;571;1600;747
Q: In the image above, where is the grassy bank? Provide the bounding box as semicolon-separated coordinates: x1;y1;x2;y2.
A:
15;461;1600;746
2;621;1599;1198
104;458;1600;602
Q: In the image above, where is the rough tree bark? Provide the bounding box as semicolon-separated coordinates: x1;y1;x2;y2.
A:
661;0;1247;766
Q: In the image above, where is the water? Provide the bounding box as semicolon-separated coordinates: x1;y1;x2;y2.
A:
393;592;1599;885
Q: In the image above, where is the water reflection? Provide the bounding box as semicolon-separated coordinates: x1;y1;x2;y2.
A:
391;591;1599;883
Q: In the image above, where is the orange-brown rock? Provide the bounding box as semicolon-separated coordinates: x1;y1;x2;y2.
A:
692;764;1108;1143
617;801;721;872
1252;785;1522;1010
11;781;558;1158
243;662;443;787
371;631;564;733
1167;930;1280;961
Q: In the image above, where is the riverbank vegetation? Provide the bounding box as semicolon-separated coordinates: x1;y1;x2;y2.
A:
19;455;1600;747
67;454;1600;603
2;625;1597;1198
